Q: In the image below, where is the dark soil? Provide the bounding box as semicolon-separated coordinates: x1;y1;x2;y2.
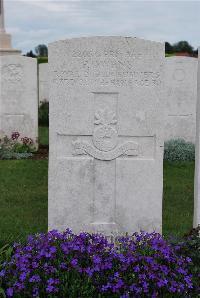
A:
31;144;49;160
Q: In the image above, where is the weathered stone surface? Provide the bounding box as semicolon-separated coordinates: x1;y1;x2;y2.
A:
165;57;198;142
0;0;21;56
39;63;49;104
194;48;200;228
0;55;38;144
48;37;164;235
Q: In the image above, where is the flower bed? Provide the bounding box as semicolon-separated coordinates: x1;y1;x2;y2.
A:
0;132;36;160
0;230;199;297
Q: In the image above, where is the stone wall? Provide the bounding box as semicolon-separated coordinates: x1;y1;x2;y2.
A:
39;63;49;105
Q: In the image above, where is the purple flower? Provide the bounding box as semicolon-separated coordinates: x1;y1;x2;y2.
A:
19;272;27;281
0;269;5;277
47;277;60;285
184;276;193;288
13;281;25;291
29;274;41;283
11;132;20;140
114;271;119;278
6;288;14;297
157;279;168;288
46;278;60;294
101;283;111;292
71;258;78;267
120;294;129;298
169;285;176;293
93;255;101;264
32;261;39;269
114;278;124;290
186;257;192;263
49;246;57;253
32;287;39;297
177;267;186;274
133;265;140;272
60;262;67;270
46;285;56;293
85;267;94;277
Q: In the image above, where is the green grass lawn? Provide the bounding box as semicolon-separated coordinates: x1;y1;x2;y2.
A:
163;161;194;237
0;159;194;244
39;126;49;146
0;160;48;246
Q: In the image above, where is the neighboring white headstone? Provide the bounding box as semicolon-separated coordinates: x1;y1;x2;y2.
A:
0;55;38;144
165;57;198;142
39;63;49;104
194;48;200;228
48;37;164;235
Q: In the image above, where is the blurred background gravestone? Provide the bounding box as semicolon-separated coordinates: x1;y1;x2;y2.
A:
0;55;38;145
194;48;200;228
165;57;197;142
39;63;49;105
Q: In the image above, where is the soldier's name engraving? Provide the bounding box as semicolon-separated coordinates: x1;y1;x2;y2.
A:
72;48;144;59
71;47;159;59
53;68;161;87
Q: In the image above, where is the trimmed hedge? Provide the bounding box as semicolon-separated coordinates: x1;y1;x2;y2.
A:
39;102;49;127
164;139;195;162
37;57;48;64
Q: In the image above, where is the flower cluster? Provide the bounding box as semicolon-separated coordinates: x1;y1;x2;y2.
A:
21;137;33;146
0;230;195;297
170;226;200;296
11;132;33;146
0;132;36;159
11;132;20;141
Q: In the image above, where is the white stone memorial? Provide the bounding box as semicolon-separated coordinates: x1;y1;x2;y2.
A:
48;37;164;235
165;57;197;142
194;48;200;228
0;0;21;56
39;63;49;104
0;55;38;144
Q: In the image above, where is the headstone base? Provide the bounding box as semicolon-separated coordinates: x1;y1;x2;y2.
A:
0;48;21;56
89;222;119;236
0;32;21;56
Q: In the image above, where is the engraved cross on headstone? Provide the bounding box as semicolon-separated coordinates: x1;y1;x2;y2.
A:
70;92;139;234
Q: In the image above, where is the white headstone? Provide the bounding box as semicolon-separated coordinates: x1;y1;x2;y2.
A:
39;63;49;105
48;37;164;235
165;57;198;142
0;55;38;144
194;48;200;228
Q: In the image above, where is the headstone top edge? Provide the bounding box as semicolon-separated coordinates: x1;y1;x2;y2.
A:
0;55;37;62
166;56;198;61
48;36;164;48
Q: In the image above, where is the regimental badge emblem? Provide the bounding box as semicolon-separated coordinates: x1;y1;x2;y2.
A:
73;107;139;160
